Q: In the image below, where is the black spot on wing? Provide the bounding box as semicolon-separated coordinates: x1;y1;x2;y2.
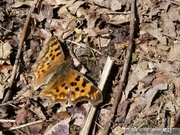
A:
54;46;60;52
56;52;61;56
61;83;66;87
81;89;85;93
75;87;79;91
41;69;45;73
70;82;77;86
75;75;81;81
56;89;59;92
51;55;55;61
82;79;89;87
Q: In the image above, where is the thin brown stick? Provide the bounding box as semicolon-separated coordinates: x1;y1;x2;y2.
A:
2;0;39;103
102;0;136;134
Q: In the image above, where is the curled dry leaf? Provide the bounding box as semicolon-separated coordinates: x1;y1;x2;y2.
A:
68;1;85;15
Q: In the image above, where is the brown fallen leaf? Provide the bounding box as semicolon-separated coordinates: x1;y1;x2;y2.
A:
53;111;70;121
125;61;154;98
0;42;12;65
161;12;176;37
173;108;180;128
15;106;31;125
167;44;180;61
141;103;160;118
11;1;34;8
29;123;43;134
44;117;71;135
115;100;130;123
142;83;168;108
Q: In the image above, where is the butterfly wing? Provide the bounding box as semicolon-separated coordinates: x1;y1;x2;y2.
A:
33;37;65;89
40;77;70;103
66;69;103;106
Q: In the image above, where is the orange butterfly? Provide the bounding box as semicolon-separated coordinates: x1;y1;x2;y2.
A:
33;37;103;106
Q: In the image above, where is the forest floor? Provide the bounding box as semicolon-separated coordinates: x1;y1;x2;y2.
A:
0;0;180;135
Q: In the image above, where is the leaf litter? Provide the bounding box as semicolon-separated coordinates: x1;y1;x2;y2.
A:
0;0;180;134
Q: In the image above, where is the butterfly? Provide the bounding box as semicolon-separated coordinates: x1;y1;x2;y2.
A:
33;37;103;106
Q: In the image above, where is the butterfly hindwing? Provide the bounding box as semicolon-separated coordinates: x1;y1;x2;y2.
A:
41;77;70;103
66;69;103;106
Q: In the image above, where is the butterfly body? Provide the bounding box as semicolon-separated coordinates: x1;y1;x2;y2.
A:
33;37;103;106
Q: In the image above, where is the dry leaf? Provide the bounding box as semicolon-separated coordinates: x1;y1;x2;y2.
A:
88;0;122;11
29;123;43;134
74;28;84;42
161;13;176;37
68;1;85;15
0;42;12;65
15;107;29;125
111;126;124;135
93;35;111;47
108;14;130;25
53;111;70;121
167;5;180;22
125;62;154;98
142;23;167;45
0;84;5;99
142;83;168;108
167;44;180;61
11;1;34;8
141;103;159;117
44;117;71;135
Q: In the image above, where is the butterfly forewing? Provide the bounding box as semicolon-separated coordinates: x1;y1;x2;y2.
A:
33;37;65;89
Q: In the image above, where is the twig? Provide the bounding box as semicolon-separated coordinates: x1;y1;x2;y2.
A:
2;0;39;103
169;0;180;5
4;120;44;131
66;40;102;55
106;11;130;15
0;119;16;123
102;0;136;134
162;33;180;41
80;56;114;135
